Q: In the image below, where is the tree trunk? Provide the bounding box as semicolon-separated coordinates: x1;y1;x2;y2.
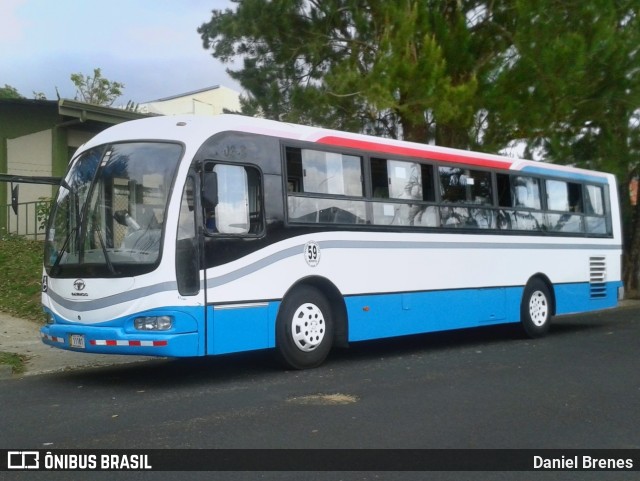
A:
401;118;431;144
435;123;472;150
623;188;640;296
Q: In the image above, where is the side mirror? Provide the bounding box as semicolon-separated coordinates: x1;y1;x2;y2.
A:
11;184;19;215
202;171;218;209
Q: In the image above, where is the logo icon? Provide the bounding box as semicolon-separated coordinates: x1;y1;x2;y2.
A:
73;279;86;291
7;451;39;470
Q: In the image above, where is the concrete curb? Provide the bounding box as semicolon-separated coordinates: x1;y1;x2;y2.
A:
1;312;154;377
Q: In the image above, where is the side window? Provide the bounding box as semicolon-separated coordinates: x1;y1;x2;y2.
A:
584;184;608;234
496;174;544;232
287;147;363;196
498;175;541;210
585;185;604;215
371;158;435;201
370;158;437;227
206;164;263;235
546;180;571;211
513;176;541;209
439;167;494;230
439;167;467;203
286;147;366;225
547;179;584;213
390;160;417;200
545;179;583;232
439;167;492;205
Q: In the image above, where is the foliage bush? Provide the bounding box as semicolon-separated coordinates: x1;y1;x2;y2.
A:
0;234;44;321
0;352;26;374
36;197;53;232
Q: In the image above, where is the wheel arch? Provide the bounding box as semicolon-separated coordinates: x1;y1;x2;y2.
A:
525;273;556;316
280;275;349;348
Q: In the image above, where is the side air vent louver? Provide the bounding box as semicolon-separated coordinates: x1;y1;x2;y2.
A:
589;256;607;299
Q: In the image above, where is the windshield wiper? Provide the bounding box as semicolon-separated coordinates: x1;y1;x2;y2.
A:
93;224;117;275
50;226;77;276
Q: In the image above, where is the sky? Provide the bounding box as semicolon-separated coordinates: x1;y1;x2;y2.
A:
1;0;240;104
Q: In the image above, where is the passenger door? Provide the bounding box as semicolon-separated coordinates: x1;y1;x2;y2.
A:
175;174;207;354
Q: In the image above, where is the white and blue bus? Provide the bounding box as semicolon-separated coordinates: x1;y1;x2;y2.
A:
40;114;623;369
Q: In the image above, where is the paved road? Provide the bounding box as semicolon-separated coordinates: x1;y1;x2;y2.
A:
1;305;639;480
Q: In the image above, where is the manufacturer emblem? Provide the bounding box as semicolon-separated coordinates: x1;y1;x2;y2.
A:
73;279;86;291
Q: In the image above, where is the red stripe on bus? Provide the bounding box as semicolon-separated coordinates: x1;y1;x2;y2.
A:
317;136;512;170
89;339;168;347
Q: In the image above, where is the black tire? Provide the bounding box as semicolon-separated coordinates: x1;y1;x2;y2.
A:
276;285;334;369
520;278;553;338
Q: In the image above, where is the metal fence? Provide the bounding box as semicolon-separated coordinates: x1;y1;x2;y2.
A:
1;200;49;240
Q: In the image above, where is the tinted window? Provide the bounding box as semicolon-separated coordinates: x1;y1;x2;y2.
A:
205;164;263;235
498;175;541;210
287;147;363;197
439;167;492;204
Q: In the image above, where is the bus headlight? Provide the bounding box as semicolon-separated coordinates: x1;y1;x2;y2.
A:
134;316;173;331
45;312;55;324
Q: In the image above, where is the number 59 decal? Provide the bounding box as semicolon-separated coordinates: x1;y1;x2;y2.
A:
303;241;321;267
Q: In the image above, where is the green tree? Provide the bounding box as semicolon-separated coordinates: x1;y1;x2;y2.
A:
70;68;124;106
199;0;504;146
200;0;640;291
0;84;24;99
483;0;640;291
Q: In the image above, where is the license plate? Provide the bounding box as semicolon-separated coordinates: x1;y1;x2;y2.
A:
69;334;85;349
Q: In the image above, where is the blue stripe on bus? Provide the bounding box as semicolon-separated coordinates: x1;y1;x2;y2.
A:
203;280;622;352
40;306;205;357
346;287;522;342
207;302;281;355
519;165;609;185
554;281;621;314
41;281;621;357
345;281;621;342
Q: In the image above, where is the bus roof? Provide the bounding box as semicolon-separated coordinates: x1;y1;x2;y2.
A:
80;114;612;184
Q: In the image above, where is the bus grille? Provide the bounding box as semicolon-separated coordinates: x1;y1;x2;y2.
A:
589;257;607;299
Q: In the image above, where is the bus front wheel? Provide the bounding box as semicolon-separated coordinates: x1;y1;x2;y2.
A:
520;279;552;338
276;286;334;369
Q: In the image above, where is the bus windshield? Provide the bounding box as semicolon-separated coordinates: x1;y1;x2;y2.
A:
45;142;183;278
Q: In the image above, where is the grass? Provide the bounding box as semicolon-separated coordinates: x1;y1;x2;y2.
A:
0;235;42;375
0;351;27;375
0;234;44;321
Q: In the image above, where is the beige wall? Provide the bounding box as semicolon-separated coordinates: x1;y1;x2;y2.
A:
7;129;52;201
140;86;241;116
6;129;53;237
67;129;94;150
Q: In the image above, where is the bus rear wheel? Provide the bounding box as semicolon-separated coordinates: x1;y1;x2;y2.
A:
520;279;552;338
276;286;333;369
